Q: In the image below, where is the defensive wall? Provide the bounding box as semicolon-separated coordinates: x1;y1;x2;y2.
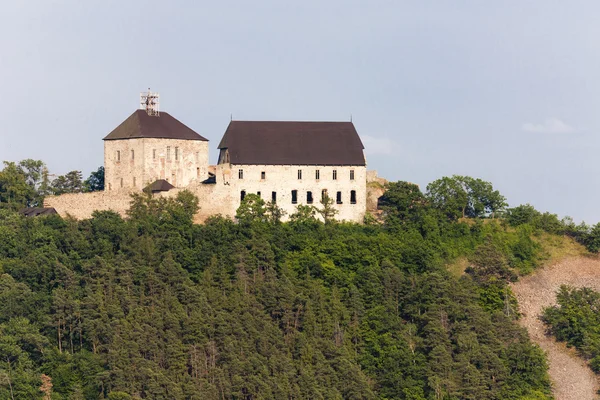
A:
45;169;384;223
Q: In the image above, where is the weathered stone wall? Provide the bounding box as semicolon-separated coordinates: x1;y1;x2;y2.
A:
44;191;135;219
45;166;374;224
104;138;209;191
215;163;367;222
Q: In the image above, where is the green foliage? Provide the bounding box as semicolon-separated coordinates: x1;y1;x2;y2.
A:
84;166;105;192
51;170;83;195
426;175;507;220
542;286;600;373
317;193;338;223
0;177;555;399
0;161;35;209
235;193;266;224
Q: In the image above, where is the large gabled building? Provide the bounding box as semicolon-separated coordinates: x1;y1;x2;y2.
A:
214;120;367;221
46;100;372;223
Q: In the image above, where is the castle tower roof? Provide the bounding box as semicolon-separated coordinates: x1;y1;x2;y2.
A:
218;121;365;166
103;110;208;141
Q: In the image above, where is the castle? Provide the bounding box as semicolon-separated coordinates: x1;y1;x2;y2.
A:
46;94;375;223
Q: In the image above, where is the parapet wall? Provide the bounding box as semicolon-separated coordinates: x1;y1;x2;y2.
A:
45;169;384;223
44;184;238;223
44;190;135;219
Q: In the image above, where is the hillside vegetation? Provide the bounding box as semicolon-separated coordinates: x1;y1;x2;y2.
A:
0;163;597;399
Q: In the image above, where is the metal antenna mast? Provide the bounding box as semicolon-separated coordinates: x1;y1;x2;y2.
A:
140;88;160;116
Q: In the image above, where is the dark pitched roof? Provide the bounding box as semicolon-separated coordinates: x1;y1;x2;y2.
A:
145;179;175;193
20;207;58;217
103;110;208;141
218;121;365;166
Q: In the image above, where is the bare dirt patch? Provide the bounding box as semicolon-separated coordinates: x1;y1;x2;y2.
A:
511;256;600;400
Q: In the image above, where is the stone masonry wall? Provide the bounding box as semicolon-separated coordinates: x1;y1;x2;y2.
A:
104;138;209;191
215;163;367;222
45;166;376;224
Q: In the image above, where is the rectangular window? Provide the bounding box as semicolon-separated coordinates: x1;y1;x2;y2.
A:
315;169;320;180
238;169;244;179
108;183;111;191
336;191;342;204
261;171;266;180
241;190;246;201
321;189;328;201
351;190;357;204
350;170;355;180
291;190;298;204
307;191;313;204
167;146;171;160
175;147;179;161
272;191;277;203
153;149;156;159
257;191;261;198
131;149;134;160
133;177;136;187
116;150;121;161
298;169;302;179
171;173;175;185
120;178;123;188
333;170;337;180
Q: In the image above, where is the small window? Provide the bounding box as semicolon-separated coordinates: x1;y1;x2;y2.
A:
131;149;135;160
133;177;136;187
153;149;156;159
315;169;320;180
307;191;313;204
351;190;357;204
336;191;342;204
167;146;171;160
238;169;244;179
116;150;121;161
196;167;200;177
333;170;337;180
120;178;123;188
298;170;302;179
175;147;179;161
350;170;355;180
257;191;261;198
108;183;112;191
241;190;246;201
272;191;277;203
291;190;298;204
171;173;175;185
261;171;266;180
321;189;328;201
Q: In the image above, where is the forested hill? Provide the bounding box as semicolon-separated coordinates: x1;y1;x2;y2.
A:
2;164;600;399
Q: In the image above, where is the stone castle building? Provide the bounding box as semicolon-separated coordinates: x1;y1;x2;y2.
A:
46;102;374;223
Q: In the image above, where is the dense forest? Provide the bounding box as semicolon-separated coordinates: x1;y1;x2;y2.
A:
542;286;600;374
0;159;598;399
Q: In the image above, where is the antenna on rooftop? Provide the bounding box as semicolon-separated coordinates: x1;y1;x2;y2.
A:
140;88;160;116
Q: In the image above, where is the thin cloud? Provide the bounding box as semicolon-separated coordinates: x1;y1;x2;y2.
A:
361;135;397;155
521;118;575;134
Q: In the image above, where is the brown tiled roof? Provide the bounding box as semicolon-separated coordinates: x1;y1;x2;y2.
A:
103;110;208;141
145;179;175;193
20;207;58;217
218;121;365;166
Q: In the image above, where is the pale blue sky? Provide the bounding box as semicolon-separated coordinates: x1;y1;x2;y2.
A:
1;1;599;222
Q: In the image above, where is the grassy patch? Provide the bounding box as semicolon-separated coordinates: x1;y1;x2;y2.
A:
447;256;470;277
534;232;588;264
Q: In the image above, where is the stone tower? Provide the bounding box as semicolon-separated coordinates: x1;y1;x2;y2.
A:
103;109;209;191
